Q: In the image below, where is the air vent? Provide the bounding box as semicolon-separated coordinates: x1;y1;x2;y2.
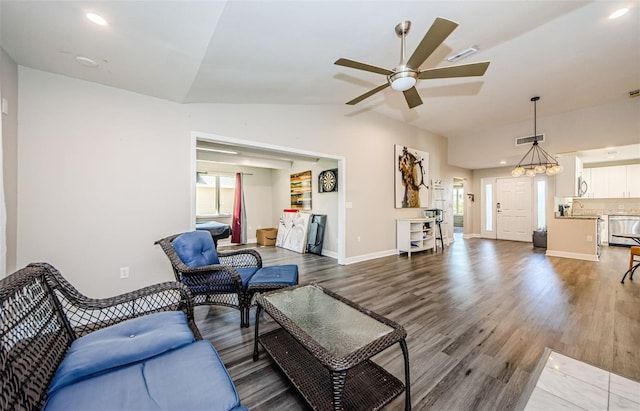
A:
515;134;545;146
629;89;639;98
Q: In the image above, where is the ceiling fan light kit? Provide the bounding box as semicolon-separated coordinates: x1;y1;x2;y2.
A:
511;96;563;177
334;17;490;109
389;69;417;91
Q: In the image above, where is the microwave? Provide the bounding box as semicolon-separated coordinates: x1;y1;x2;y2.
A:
424;209;443;222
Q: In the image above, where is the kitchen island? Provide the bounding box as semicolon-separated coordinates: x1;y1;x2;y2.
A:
546;215;600;261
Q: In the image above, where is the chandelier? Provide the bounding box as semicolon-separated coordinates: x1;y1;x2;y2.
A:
511;96;563;177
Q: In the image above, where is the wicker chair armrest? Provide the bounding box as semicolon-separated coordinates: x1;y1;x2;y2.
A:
30;263;202;340
218;248;263;268
178;264;245;291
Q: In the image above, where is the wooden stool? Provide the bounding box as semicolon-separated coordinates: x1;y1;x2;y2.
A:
630;246;640;270
621;246;640;283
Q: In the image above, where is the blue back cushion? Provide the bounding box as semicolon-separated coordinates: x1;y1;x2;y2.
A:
173;231;220;267
47;311;195;395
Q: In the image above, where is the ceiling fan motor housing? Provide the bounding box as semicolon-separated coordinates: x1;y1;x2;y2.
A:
389;66;418;91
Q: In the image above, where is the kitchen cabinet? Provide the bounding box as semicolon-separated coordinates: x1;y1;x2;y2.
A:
555;156;583;197
628;164;640;197
584;165;639;198
397;218;436;257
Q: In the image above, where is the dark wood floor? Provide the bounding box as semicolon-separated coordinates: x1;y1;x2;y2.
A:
199;235;640;410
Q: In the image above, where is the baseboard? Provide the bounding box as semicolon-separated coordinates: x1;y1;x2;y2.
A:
343;249;398;265
545;250;599;262
463;233;482;239
321;249;338;259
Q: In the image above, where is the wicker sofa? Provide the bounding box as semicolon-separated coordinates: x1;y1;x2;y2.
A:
0;263;248;411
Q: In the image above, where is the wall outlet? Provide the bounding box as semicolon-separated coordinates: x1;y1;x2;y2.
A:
120;267;129;279
586;235;593;242
619;204;625;209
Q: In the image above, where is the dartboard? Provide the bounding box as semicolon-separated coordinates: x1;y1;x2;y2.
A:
319;169;338;193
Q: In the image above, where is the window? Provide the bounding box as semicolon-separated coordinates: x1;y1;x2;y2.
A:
196;174;236;217
485;183;493;232
453;184;464;215
536;180;546;229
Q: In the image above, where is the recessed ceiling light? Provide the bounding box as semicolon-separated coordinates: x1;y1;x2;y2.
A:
499;160;507;165
75;56;98;68
86;12;108;26
609;8;629;19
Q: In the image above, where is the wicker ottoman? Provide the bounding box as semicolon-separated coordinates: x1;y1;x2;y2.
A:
244;265;299;327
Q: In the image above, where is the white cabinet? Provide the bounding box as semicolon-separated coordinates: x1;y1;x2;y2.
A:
584;165;639;198
628;164;640;198
555;156;583;197
397;218;436;257
608;165;628;198
587;167;608;198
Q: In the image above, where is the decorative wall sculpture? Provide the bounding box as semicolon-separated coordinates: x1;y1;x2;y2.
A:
394;145;429;208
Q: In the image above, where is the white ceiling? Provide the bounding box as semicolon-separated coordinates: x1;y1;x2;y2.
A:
1;1;639;169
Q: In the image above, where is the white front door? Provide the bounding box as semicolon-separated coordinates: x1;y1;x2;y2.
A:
496;177;532;242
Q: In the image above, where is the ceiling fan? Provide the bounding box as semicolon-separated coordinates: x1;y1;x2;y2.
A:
334;18;490;109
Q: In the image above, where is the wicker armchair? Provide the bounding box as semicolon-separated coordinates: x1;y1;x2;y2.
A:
0;263;200;410
155;231;263;327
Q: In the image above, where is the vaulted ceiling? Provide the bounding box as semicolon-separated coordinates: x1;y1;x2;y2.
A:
2;1;638;168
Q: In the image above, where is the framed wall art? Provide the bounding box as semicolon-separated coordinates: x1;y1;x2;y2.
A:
290;170;312;210
394;145;429;208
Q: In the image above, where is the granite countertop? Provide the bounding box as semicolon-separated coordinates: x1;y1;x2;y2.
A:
555;215;601;220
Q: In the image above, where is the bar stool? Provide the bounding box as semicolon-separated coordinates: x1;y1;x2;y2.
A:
622;246;640;283
630;246;640;271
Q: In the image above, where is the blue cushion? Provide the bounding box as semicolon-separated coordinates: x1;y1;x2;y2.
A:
173;231;219;267
183;267;258;294
47;311;195;395
44;340;244;411
248;265;299;286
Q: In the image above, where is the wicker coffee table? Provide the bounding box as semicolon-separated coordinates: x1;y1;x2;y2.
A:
253;283;410;410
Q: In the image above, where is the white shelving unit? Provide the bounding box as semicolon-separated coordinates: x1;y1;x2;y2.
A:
397;218;436;257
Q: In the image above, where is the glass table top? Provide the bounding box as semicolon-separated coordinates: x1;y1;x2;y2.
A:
263;285;394;358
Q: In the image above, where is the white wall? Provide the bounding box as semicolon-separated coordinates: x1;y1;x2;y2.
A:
17;67;454;296
272;158;339;256
1;48;18;276
18;67;190;295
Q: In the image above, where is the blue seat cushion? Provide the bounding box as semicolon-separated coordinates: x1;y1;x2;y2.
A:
248;265;299;287
47;311;195;395
173;231;220;267
44;340;245;411
183;267;258;294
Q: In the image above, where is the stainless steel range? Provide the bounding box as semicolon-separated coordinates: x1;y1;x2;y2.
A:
609;215;640;246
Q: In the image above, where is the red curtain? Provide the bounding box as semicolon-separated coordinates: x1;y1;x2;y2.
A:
231;173;246;244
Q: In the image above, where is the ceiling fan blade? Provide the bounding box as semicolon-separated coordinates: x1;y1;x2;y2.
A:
335;58;393;76
406;17;458;70
418;61;490;80
346;83;390;105
403;87;423;109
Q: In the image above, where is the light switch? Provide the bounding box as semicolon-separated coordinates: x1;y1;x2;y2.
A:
1;98;8;115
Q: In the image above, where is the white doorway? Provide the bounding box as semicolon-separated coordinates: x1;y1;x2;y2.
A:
190;131;347;264
496;177;532;242
481;177;533;242
452;178;464;234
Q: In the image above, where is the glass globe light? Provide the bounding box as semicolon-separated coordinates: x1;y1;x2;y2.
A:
525;168;536;177
535;164;547;174
512;167;525;177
